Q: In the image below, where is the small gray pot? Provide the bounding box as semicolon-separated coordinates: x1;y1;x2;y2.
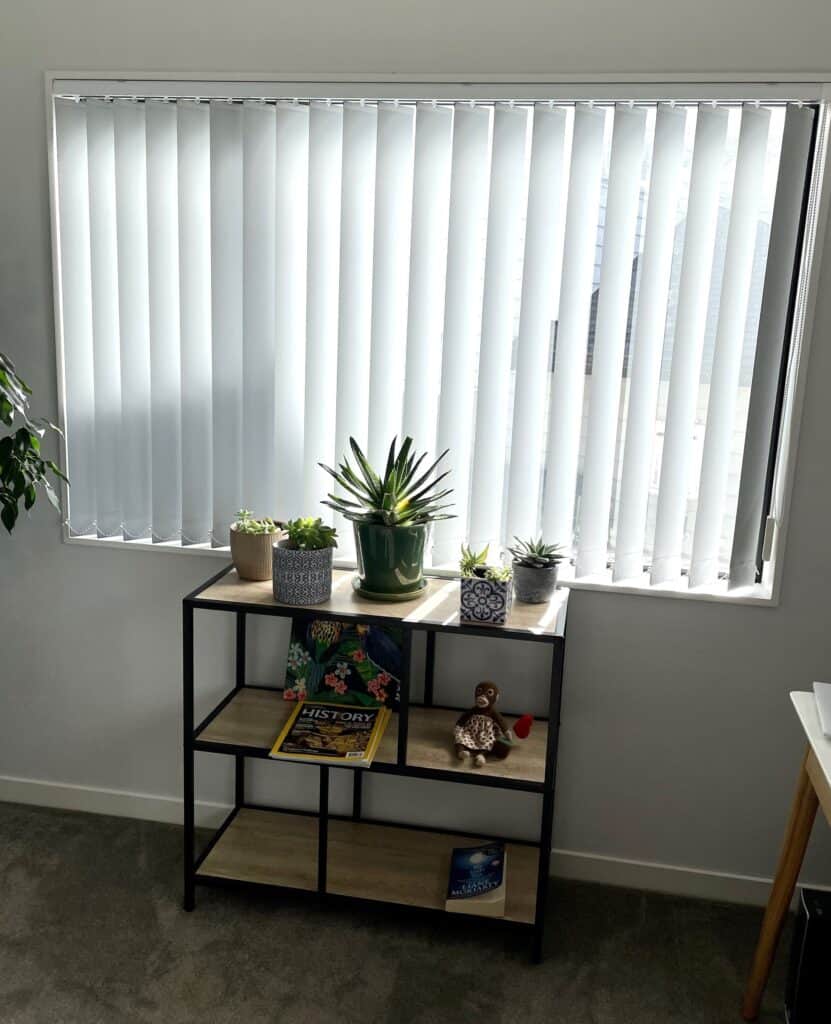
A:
512;563;559;604
273;542;333;605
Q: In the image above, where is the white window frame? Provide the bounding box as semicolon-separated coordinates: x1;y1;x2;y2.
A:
44;71;831;607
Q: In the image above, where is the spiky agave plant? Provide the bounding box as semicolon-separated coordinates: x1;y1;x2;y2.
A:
320;437;455;527
508;536;565;569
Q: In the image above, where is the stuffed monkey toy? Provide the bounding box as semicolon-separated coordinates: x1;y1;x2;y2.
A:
454;682;533;768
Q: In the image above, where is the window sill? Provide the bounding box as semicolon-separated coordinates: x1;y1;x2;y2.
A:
64;534;777;606
558;568;775;606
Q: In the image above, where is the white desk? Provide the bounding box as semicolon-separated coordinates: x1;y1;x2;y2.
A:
742;691;831;1020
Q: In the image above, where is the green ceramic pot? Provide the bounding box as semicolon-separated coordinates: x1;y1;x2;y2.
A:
353;522;428;598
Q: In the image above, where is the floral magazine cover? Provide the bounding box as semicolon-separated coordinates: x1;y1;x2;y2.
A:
283;619;402;707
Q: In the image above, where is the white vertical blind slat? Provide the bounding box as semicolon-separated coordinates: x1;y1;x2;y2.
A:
145;99;182;544
729;104;815;589
650;106;729;584
468;103;530;553
242;103;277;517
401;103;454;457
541;103;607;551
177;100;213;545
575;104;648;577
432;102;493;566
54;98;97;537
274;101;310;521
505;104;569;544
303;101;343;519
333;101;377;501
209;100;243;545
688;106;771;588
613;104;688;581
333;100;377;485
113;100;152;541
85;100;122;538
367;101;416;469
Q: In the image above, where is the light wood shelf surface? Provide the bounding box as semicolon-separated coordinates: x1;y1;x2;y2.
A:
197;808;318;890
196;687;547;785
198;808;538;924
194;569;567;638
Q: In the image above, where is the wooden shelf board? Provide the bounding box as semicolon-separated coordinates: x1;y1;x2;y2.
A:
196;808;318;890
376;705;547;785
193;568;567;638
196;688;547;785
197;688;292;750
328;819;538;924
197;808;538;924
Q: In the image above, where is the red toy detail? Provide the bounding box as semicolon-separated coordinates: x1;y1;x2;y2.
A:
514;714;534;740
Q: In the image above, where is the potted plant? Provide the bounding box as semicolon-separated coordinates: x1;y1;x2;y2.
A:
508;536;565;604
273;516;338;605
1;352;67;533
230;509;281;581
320;436;453;601
459;544;513;625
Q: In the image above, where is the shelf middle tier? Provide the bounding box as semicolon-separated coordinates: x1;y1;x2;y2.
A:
194;687;548;790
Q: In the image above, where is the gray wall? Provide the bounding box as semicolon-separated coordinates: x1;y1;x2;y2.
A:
2;0;831;898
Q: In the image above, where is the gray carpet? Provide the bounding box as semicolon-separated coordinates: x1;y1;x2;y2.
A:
0;802;787;1023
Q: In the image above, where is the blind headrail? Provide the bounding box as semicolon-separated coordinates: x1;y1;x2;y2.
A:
51;78;827;104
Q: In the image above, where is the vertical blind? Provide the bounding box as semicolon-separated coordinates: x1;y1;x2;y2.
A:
52;94;815;589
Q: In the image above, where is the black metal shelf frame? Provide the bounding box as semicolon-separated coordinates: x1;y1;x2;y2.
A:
183;564;566;962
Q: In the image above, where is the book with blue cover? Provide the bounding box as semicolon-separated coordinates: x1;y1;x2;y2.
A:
445;842;507;917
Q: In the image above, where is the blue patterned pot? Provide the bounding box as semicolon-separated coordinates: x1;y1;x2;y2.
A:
459;576;512;625
273;542;333;605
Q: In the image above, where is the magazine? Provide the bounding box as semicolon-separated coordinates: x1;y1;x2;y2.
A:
269;700;391;768
445;842;507;918
283;619;402;707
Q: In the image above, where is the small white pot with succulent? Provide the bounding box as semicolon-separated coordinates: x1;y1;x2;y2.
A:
459;544;513;626
273;517;338;605
509;536;565;604
230;509;281;582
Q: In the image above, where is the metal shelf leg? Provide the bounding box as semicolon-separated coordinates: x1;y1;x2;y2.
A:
183;601;195;912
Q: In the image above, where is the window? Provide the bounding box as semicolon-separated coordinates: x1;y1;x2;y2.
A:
49;82;823;595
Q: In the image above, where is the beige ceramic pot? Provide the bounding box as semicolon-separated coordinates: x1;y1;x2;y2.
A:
229;527;279;581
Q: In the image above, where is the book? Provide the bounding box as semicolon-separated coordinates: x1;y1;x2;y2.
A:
445;842;507;918
283;619;403;708
269;700;391;768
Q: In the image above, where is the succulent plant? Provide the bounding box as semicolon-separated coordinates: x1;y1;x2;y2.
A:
508;536;565;569
285;517;338;551
320;436;454;527
233;509;280;535
460;543;489;577
460;543;512;582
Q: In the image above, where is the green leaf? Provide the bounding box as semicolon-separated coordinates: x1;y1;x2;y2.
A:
1;501;18;533
349;437;382;492
397;449;425;492
23;483;36;510
383;436;397;486
402;449;450;499
44;482;61;511
46;460;69;484
403;470;452;507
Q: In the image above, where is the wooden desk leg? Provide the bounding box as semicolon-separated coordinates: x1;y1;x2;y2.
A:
741;747;819;1021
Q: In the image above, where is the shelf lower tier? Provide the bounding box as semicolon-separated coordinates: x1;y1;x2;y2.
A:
195;687;548;789
196;807;539;924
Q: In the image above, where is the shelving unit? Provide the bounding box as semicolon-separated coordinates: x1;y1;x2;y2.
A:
183;565;568;961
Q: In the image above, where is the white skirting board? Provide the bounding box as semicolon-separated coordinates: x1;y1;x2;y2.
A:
0;772;822;908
